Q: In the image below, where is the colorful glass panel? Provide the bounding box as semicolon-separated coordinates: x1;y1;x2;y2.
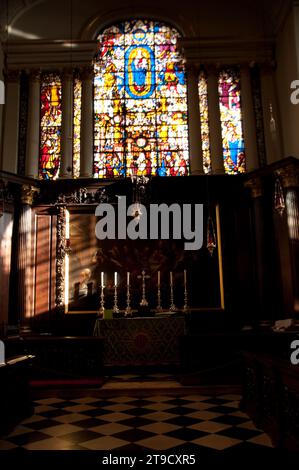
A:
94;20;189;178
73;77;82;178
39;73;62;180
198;72;211;174
218;69;245;174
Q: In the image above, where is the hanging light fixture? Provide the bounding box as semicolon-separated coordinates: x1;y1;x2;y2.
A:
129;173;150;219
207;213;217;256
274;175;285;216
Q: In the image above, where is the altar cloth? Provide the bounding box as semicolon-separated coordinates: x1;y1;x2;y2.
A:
93;316;186;366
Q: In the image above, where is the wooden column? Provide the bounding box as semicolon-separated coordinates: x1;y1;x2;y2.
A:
277;163;299;315
15;185;39;327
245;176;282;324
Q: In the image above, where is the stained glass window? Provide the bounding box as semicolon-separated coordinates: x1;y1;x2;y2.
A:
93;20;189;178
218;69;245;174
198;72;211;174
73;77;82;178
39;73;62;180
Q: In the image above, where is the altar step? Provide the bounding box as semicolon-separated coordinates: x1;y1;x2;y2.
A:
102;372;182;392
98;373;241;397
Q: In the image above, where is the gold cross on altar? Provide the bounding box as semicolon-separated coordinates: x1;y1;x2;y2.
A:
137;270;150;307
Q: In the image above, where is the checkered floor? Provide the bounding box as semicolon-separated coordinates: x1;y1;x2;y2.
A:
0;393;273;452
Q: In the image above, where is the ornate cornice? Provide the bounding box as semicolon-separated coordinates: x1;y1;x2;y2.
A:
276;163;299;188
244;176;263;198
0;180;14;211
6;41;97;70
53;187;109;205
20;184;39;205
178;37;275;66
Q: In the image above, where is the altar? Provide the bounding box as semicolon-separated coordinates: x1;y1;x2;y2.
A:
93;316;186;366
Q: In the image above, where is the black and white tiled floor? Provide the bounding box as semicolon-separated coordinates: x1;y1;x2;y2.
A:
0;393;273;452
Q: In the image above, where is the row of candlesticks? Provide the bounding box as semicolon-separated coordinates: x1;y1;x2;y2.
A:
99;270;189;315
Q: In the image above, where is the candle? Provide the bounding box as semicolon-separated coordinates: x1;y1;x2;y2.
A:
127;271;130;286
65;210;70;239
184;269;187;285
114;272;118;286
101;272;104;287
170;271;173;285
157;270;160;286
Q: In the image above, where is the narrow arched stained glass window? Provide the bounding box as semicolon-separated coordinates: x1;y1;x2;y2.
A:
39;73;62;180
218;69;245;174
93;20;189;178
198;72;211;174
73;76;82;178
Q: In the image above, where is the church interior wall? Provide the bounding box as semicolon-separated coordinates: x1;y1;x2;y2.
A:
275;5;299;159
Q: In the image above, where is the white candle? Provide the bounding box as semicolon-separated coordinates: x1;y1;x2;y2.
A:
170;271;173;286
101;272;104;287
114;272;118;286
157;270;160;286
127;272;130;286
184;269;187;285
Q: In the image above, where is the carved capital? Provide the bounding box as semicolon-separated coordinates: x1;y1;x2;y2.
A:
260;61;276;76
244;177;263;198
184;62;201;75
79;65;94;81
5;69;21;82
28;69;41;82
205;64;220;76
62;67;74;81
276;164;299;188
21;185;40;205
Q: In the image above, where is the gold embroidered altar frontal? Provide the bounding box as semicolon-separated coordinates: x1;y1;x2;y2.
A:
93;316;186;366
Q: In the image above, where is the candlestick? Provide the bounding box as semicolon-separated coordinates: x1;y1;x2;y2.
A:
169;272;176;312
156;280;163;312
99;285;105;316
125;277;132;316
183;270;189;313
113;282;119;314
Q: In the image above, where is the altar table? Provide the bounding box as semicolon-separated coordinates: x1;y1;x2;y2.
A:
93;316;186;366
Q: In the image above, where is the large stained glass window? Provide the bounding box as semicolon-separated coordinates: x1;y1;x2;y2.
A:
39;73;62;180
93;20;189;178
218;69;245;174
73;76;82;178
198;72;211;174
